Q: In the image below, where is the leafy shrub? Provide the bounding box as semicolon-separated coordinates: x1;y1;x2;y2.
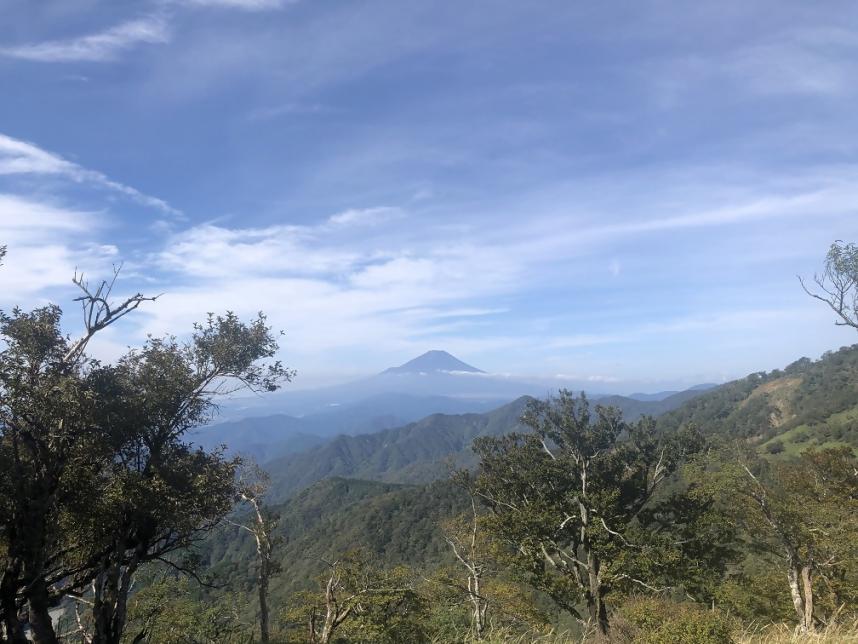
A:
618;596;734;644
766;441;785;455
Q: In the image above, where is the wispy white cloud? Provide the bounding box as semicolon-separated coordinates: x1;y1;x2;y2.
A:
158;223;360;277
0;194;115;301
0;194;92;241
247;102;340;120
0;133;180;215
326;207;402;228
179;0;289;10
646;26;858;109
158;207;407;278
140;171;857;369
0;17;169;63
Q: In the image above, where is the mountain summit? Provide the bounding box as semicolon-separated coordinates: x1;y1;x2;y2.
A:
383;350;484;375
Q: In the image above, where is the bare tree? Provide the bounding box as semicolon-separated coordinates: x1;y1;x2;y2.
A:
440;484;489;639
229;462;280;644
800;241;858;330
64;266;160;363
295;553;418;644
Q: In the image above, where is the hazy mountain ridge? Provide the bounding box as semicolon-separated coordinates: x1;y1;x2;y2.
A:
265;384;715;502
261;346;858;503
199;351;717;461
266;397;531;501
192;392;506;461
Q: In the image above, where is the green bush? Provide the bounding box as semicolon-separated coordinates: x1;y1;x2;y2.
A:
618;596;734;644
766;441;785;455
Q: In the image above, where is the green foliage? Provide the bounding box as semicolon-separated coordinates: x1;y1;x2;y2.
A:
714;569;794;624
469;391;719;634
123;575;253;643
201;478;471;619
658;344;858;451
266;398;531;501
696;445;858;630
618;597;734;644
284;550;427;644
262;389;714;505
0;274;289;643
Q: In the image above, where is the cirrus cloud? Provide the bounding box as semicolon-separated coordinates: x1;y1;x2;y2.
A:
0;17;170;63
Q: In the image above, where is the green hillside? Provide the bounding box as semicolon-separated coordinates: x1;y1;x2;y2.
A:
265;388;714;502
237;344;858;606
658;344;858;453
266;397;531;500
201;477;469;603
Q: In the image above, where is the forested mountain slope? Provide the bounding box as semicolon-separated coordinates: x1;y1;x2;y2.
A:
266;386;713;501
193;393;507;462
191;345;858;641
266;397;531;501
658;344;858;453
597;386;715;419
201;478;469;602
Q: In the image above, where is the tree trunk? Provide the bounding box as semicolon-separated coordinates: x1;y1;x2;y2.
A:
91;548;140;644
585;552;609;637
471;573;485;639
587;590;609;638
787;565;807;632
801;564;815;633
258;565;270;644
319;614;334;644
0;564;27;644
26;578;58;644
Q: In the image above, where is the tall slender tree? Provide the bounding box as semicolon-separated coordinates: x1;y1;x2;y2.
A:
229;461;280;644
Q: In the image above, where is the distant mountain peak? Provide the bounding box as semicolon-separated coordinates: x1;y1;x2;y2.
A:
383;350;484;375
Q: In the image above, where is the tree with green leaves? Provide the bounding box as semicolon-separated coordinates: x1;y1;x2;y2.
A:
0;271;158;644
82;310;290;644
287;551;425;644
702;445;858;633
470;391;726;637
122;574;252;644
0;264;291;644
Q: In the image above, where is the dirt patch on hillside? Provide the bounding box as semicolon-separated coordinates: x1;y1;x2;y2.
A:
740;376;803;428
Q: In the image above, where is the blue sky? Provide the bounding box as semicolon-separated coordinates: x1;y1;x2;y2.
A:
1;0;858;392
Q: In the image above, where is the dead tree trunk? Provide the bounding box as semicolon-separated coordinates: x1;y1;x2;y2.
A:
442;496;489;639
232;464;279;644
